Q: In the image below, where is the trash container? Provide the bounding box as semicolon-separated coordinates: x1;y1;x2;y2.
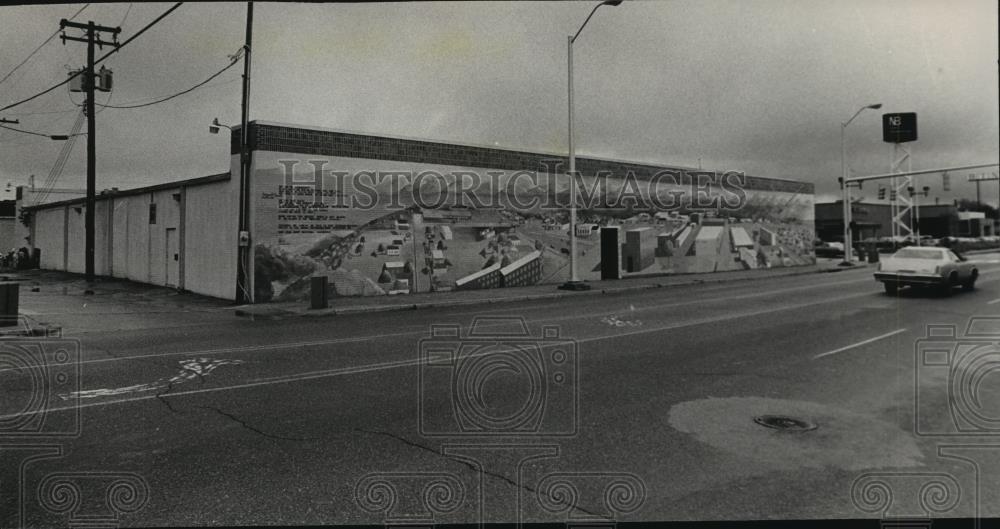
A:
0;282;19;327
310;276;328;310
868;243;879;263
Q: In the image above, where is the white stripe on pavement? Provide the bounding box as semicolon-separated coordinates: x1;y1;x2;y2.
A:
813;328;908;359
0;290;876;420
987;298;1000;305
3;275;874;373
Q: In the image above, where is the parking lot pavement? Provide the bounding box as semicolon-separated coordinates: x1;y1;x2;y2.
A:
2;269;234;335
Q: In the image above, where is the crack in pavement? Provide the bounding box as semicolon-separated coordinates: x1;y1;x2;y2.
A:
199;406;320;442
355;428;606;520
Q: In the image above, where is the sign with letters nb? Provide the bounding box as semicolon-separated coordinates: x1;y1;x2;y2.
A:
882;112;918;143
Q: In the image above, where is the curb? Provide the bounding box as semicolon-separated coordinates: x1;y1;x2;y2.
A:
235;263;868;320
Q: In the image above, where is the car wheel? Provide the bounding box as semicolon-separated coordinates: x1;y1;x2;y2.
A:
941;273;958;297
883;282;898;295
963;270;979;291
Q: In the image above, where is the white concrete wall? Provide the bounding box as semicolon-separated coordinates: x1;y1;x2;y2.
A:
66;205;85;274
184;180;238;300
63;201;110;275
34;207;66;270
28;176;238;301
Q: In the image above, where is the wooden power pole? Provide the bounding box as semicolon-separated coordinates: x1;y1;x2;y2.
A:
60;19;120;283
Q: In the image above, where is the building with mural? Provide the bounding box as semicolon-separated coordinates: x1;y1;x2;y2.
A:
20;120;816;302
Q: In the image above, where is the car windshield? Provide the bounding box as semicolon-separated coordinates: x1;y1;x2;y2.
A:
893;248;944;260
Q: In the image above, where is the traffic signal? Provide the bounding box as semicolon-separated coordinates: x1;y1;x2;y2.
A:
878;186;886;200
890;190;897;201
923;186;930;197
942;172;951;191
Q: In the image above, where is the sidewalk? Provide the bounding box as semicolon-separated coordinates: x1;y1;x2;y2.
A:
235;258;867;319
1;269;235;336
0;258;870;334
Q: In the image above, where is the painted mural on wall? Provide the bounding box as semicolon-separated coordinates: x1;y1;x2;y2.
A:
249;150;814;303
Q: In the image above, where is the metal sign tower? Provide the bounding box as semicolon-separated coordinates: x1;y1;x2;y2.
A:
883;112;918;240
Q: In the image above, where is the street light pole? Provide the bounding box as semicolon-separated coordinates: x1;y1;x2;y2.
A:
560;0;621;291
567;34;579;285
839;103;881;266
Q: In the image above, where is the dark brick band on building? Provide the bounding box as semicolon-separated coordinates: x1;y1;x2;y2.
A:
234;121;813;196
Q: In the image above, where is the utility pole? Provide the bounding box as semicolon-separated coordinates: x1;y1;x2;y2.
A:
60;19;120;283
236;2;253;304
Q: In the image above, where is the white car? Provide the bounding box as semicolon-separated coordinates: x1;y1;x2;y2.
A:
874;247;978;295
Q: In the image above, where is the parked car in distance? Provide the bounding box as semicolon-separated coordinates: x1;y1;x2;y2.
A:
874;247;978;295
814;241;844;258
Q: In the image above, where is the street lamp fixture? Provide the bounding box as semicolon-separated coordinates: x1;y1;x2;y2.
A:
209;117;232;135
839;102;882;266
560;0;622;291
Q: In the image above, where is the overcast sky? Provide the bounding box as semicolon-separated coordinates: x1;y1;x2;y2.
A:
1;1;997;204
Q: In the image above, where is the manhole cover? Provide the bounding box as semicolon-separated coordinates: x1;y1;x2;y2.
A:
753;415;817;432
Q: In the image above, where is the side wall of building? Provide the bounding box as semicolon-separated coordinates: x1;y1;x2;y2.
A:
27;175;237;300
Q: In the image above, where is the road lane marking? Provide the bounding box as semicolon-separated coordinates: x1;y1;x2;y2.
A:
2;274;876;373
987;298;1000;305
0;289;878;420
813;328;908;360
60;358;245;399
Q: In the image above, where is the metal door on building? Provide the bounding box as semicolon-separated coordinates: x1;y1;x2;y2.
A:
166;228;179;287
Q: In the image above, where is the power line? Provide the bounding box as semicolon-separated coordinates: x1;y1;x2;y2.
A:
0;122;82;140
0;2;183;114
0;4;90;88
35;110;87;206
118;3;133;28
97;55;241;109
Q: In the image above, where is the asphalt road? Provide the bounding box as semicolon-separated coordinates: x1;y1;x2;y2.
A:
5;256;1000;526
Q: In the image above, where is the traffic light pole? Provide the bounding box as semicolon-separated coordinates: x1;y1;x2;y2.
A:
844;163;999;186
60;19;120;283
845;162;999;241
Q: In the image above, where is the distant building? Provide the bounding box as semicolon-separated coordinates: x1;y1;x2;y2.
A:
622;227;656;272
455;262;502;290
575;223;598;237
499;250;542;287
730;226;754;250
431;249;447;269
758;227;777;246
694;226;724;256
814;201;981;241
